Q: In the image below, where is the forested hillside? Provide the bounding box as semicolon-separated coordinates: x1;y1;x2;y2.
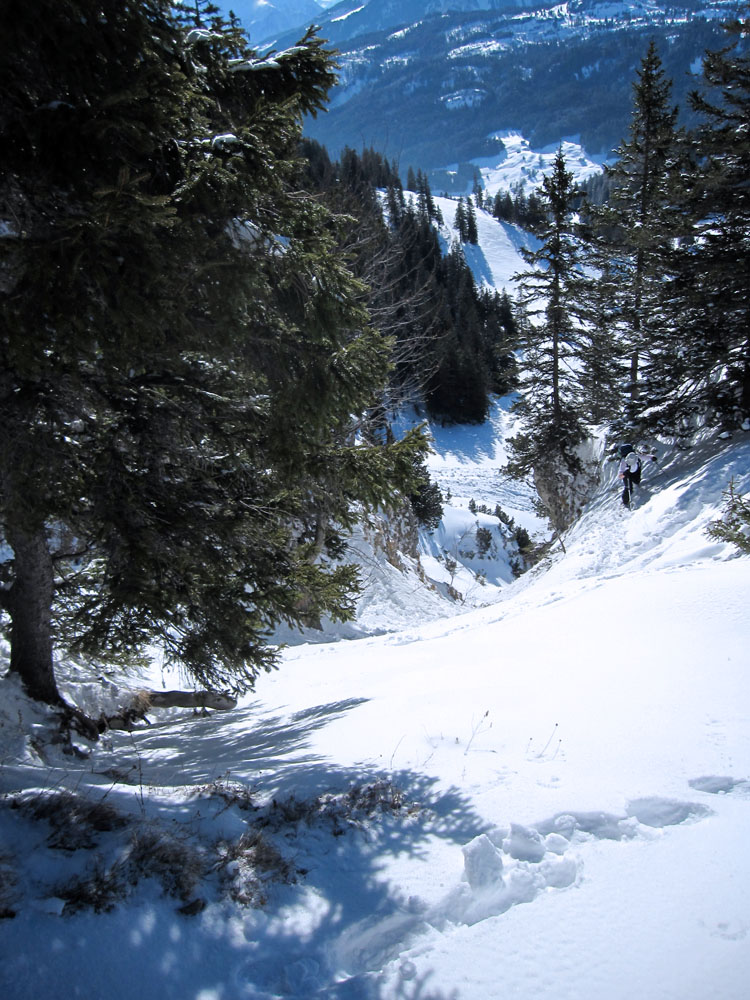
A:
300;143;520;426
301;17;750;535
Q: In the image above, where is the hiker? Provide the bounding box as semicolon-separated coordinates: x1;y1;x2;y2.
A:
618;445;657;507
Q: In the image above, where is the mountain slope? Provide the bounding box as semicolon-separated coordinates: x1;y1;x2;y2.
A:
2;71;750;994
270;0;541;44
297;0;741;169
221;0;324;42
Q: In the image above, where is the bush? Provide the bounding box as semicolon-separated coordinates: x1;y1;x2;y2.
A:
513;525;531;551
125;827;207;901
475;526;493;557
25;790;127;851
706;479;750;554
216;831;296;907
56;859;128;915
495;504;514;528
409;457;444;530
0;851;19;919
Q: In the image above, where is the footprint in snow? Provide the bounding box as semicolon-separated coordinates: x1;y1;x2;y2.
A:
707;919;748;941
445;796;712;927
689;775;750;796
326;797;713;979
445;825;580;926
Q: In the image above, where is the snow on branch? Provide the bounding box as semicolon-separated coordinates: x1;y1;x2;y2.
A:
228;45;309;74
185;29;223;45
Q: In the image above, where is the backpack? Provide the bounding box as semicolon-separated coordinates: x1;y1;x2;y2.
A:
619;442;635;459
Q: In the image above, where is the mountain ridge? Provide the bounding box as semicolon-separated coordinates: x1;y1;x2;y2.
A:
262;0;745;173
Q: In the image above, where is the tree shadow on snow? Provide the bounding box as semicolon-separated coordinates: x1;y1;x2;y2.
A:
655;435;750;502
428;401;516;466
100;696;374;796
227;762;479;999
38;695;486;999
460;243;494;288
601;435;750;546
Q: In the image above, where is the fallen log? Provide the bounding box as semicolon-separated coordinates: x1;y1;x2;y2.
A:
102;689;237;730
146;690;237;711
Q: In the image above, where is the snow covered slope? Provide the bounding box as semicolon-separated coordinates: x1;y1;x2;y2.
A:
431;192;534;292
2;424;749;1000
474;131;605;196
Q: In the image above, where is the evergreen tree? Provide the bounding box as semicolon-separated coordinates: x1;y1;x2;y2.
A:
493;191;515;224
407;456;445;531
423;242;518;424
575;291;625;425
299;146;517;427
513;151;589;433
0;1;426;710
588;41;687;431
465;197;479;245
385;180;406;227
453;196;478;244
675;10;750;426
507;150;593;531
426;255;489;424
480;289;520;398
416;169;437;221
491;189;545;231
472;173;484;209
706;479;750;553
525;192;546;231
454;197;468;241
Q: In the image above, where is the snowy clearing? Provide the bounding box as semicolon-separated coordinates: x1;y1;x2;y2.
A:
473;132;605;198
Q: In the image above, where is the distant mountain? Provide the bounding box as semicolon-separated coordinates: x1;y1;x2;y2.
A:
219;1;743;181
222;1;556;46
221;0;324;44
282;0;541;45
290;0;742;178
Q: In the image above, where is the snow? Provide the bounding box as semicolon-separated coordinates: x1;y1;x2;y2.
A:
448;39;508;59
415;192;532;296
440;88;488;111
473;132;605;197
332;4;365;24
3;420;749;999
2;193;750;999
186;29;222;45
436;132;605;200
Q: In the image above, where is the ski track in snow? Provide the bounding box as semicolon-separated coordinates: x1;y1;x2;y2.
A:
419;397;539;521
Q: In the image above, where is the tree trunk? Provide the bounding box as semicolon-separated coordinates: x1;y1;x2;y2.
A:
146;690;237;710
629;346;640;406
740;333;750;418
5;516;62;705
630;248;644;409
